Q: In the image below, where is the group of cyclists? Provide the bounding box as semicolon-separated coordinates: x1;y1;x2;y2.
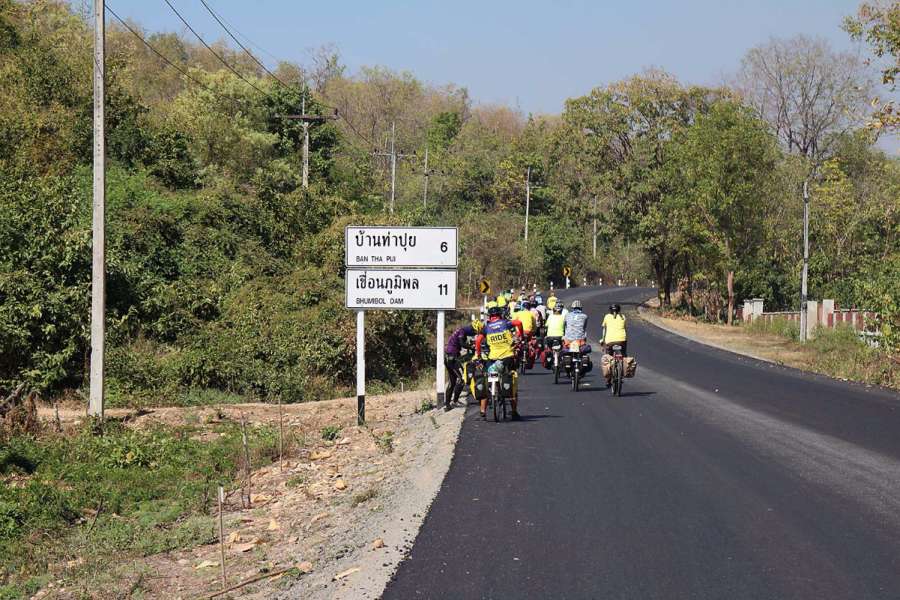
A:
443;288;630;420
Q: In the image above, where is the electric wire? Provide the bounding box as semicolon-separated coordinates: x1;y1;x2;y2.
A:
193;1;375;149
161;0;273;99
198;0;292;89
106;4;250;111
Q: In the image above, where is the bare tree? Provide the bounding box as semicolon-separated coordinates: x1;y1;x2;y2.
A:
737;35;870;160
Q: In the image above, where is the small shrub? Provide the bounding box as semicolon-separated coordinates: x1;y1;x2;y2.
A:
350;487;378;507
285;475;306;488
375;431;394;454
320;425;340;442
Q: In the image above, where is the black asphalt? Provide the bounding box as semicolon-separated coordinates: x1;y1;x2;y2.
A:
382;287;900;600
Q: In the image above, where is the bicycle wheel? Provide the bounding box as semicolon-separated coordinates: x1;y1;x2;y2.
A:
553;361;560;384
614;362;623;396
492;388;501;422
572;364;580;391
610;361;618;396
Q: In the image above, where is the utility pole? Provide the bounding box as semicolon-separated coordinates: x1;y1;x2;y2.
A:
799;178;810;342
422;147;430;208
592;195;598;259
282;95;336;189
373;122;411;214
89;0;105;419
524;167;531;248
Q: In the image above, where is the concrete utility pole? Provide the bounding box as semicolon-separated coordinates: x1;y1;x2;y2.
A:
799;178;810;342
89;0;106;419
422;147;430;208
373;122;411;214
592;196;598;259
524;167;531;248
282;96;336;189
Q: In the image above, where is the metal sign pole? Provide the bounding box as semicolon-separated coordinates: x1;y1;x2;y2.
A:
436;310;446;408
356;310;365;425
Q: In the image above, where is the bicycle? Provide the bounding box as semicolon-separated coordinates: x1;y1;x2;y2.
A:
487;361;512;422
609;344;625;397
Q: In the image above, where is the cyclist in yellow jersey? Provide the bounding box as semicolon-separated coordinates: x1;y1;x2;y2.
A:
601;303;628;355
474;306;524;419
511;302;536;335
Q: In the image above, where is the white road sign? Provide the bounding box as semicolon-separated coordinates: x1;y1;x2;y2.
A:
346;269;457;310
346;226;458;268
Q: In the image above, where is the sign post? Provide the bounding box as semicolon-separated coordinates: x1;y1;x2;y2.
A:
345;226;458;421
436;310;445;408
356;310;365;425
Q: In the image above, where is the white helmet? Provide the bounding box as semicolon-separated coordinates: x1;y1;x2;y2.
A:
570;300;582;310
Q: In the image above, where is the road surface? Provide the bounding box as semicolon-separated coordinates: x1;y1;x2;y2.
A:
383;286;900;599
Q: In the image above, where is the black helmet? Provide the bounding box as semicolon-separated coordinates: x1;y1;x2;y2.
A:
609;304;621;314
552;303;563;313
488;305;503;318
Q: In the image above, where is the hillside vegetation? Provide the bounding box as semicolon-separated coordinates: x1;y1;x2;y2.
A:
1;0;898;407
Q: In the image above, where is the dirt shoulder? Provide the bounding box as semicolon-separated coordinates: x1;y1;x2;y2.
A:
638;306;814;368
28;391;465;600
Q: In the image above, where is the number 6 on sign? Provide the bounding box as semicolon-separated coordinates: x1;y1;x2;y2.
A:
440;242;448;252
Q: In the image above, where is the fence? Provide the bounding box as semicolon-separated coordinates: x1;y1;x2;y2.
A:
742;298;879;338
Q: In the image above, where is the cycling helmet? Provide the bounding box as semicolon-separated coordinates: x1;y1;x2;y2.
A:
488;306;503;318
571;300;583;310
471;319;484;333
609;304;621;314
496;295;508;308
486;300;498;309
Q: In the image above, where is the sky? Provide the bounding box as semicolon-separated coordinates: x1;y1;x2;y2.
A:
96;0;896;148
99;0;871;112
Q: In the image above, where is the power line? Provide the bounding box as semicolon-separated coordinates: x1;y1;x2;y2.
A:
161;0;272;99
184;0;374;151
195;1;283;65
198;0;292;90
106;5;249;110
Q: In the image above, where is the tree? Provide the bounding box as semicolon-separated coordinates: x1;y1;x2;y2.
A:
666;101;780;323
844;1;900;132
561;71;716;305
737;35;869;161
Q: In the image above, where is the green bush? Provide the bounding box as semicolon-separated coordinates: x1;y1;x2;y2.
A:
0;420;279;589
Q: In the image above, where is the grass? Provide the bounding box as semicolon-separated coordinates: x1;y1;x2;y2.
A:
744;319;898;389
745;316;801;341
0;419;280;598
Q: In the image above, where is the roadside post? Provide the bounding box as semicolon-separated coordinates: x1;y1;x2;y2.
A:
563;266;571;289
345;226;458;422
478;278;491;319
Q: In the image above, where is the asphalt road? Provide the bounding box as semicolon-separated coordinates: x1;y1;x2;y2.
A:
382;286;900;600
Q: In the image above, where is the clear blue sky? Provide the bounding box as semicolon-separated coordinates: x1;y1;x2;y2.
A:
102;0;870;115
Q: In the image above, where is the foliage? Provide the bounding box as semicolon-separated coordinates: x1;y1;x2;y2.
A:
0;420;279;594
844;1;900;131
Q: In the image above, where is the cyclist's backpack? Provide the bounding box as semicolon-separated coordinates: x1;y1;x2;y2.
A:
624;356;637;378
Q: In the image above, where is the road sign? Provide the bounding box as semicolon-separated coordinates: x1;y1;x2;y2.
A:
346;269;457;310
346;226;458;268
478;278;491;295
563;266;572;278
